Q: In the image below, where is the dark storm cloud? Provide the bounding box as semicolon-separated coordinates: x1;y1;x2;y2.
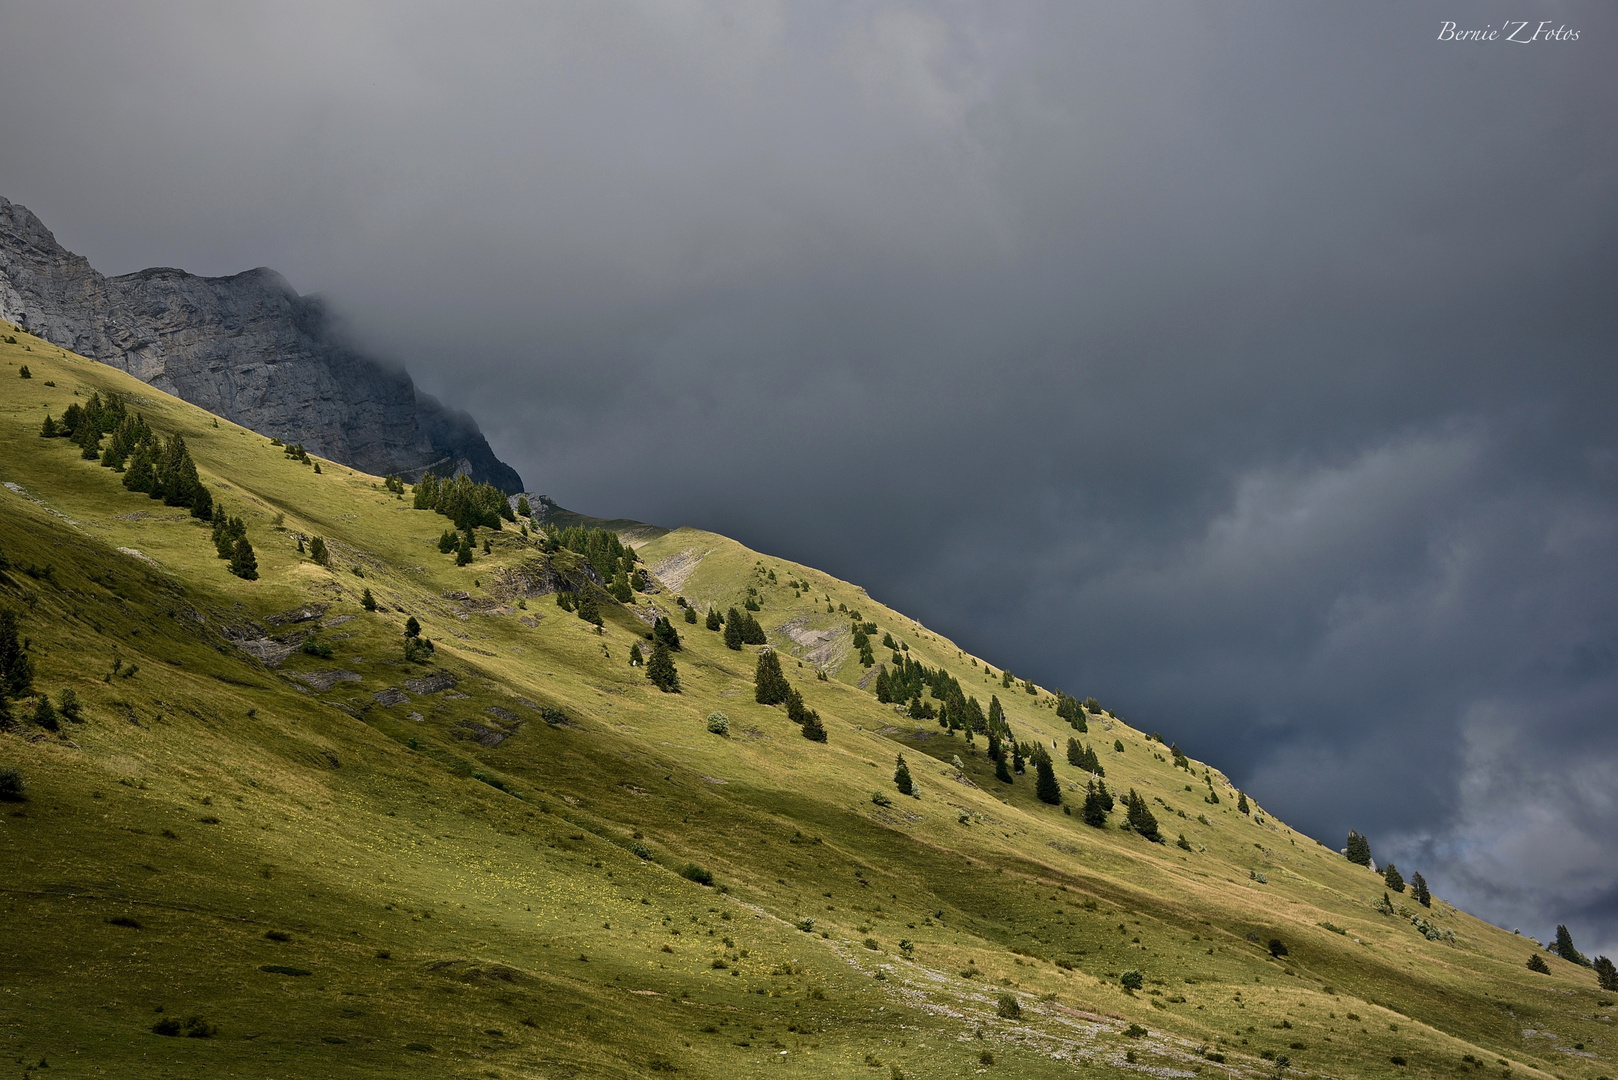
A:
2;1;1615;954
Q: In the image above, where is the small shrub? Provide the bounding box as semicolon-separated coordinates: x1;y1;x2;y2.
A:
301;635;333;659
863;937;880;951
1268;938;1288;958
152;1017;182;1036
706;711;730;737
259;964;312;976
680;863;714;887
107;915;142;928
183;1016;217;1038
1125;1023;1148;1038
1120;969;1144;991
0;768;24;801
996;993;1021;1019
264;930;292;942
1527;953;1550;973
871;791;893;807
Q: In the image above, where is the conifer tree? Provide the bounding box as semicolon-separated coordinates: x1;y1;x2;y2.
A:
1410;871;1432;908
39;414;57;438
988;694;1004;731
33;696;58;732
438;529;458;553
1096;779;1115;813
405;616;422;638
1012;744;1026;775
456;533;474;566
1346;830;1372;866
646;640;680;692
706;606;722;631
1082;780;1108;827
628;642;643;667
308;536;330;567
1384;863;1405;893
516;496;532;519
652;616;681;651
361;588;377;612
1034;749;1062;805
723;607;744;650
754;650;789;705
894;754;914;797
575;590;602;626
228;536;259;580
742;611;767;645
995;755;1013;784
1527;953;1551;974
1554;925;1590;967
800;708;827;742
1125;789;1161;842
1594;955;1618;992
684;604;697;624
0;610;34;699
1067;736;1082;767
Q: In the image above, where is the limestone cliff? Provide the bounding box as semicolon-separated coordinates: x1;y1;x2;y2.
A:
0;196;522;491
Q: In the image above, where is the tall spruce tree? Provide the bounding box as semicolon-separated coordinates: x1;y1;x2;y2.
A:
1082;780;1108;827
1410;871;1432;908
800;707;827;742
1066;736;1082;767
1594;955;1618;992
0;610;34;699
995;755;1013;784
646;640;680;693
1034;749;1062;805
723;607;744;650
893;754;914;797
705;606;722;631
1554;925;1590;967
754;650;789;705
1384;863;1405;893
1125;789;1161;842
228;536;259;580
652;616;681;651
1346;831;1372;866
1236;790;1250;814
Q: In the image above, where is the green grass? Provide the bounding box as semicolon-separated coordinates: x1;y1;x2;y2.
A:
1;323;1614;1078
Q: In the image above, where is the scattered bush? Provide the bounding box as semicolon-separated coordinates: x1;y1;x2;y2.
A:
871;792;893;807
706;712;730;737
679;864;714;887
260;964;312;976
1268;938;1288;958
996;993;1021;1019
1125;1023;1148;1038
301;635;334;659
107;915;142;929
1120;970;1144;991
0;768;24;801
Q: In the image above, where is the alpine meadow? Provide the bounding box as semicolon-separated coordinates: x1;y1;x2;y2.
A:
2;322;1616;1078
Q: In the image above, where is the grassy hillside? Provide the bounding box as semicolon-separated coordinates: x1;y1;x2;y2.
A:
1;323;1613;1080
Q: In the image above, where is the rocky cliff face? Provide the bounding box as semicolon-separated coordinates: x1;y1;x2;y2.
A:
0;196;522;491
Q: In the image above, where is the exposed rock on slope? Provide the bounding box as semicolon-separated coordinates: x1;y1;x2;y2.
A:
0;196;521;490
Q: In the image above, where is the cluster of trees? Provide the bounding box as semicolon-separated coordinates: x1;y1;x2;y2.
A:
1345;830;1372;866
1080;779;1116;827
753;650;826;741
872;655;999;741
1122;789;1161;842
555;589;603;627
1065;737;1105;775
384;474;406;495
850;621;877;666
0;609;37;730
403;616;435;663
645;639;679;692
281;441;316;470
720;607;767;649
545;525;638;584
1530;926;1618;990
209;508;258;580
651;615;681;652
413;471;515;531
1055;692;1089;732
437;527;477;566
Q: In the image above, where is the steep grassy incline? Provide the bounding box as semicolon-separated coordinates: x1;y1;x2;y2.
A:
1;324;1613;1080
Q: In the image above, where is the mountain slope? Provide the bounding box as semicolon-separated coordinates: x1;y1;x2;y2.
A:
1;322;1613;1080
0;196;522;490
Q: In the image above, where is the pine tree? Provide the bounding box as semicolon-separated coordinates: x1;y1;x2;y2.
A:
361;588;377;612
1125;789;1161;842
628;642;643;667
39;414;56;438
575;590;602;626
1527;954;1551;974
754;650;789;705
455;532;473;566
516;496;532;518
995;756;1013;784
1096;780;1115;814
0;610;34;699
33;695;58;731
684;605;697;624
1236;790;1250;814
723;608;744;650
652;616;681;651
1594;955;1618;992
1082;781;1108;827
1384;863;1405;893
800;708;827;742
438;529;458;553
1554;925;1590;967
1012;744;1025;775
1346;831;1372;866
228;536;259;580
1410;871;1432;908
405;616;422;638
741;611;767;645
308;536;330;567
1067;736;1082;767
894;754;914;797
1034;749;1062;805
988;694;1004;731
706;606;722;631
646;640;680;693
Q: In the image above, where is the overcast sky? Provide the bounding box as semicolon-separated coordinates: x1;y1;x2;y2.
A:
2;0;1615;956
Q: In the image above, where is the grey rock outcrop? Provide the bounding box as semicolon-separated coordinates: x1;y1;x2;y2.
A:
0;196;522;491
